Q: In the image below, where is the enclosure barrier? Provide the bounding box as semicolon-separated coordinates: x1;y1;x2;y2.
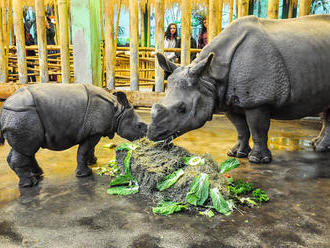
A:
0;0;313;104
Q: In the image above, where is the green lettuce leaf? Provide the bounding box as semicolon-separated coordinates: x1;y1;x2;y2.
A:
186;173;209;206
199;209;215;218
124;150;132;176
107;185;139;195
157;169;184;191
109;174;132;186
152;201;188;215
210;187;231;216
116;143;138;151
252;189;270;203
220;158;240;174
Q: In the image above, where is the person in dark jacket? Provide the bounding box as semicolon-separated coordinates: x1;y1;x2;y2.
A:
24;22;36;82
198;18;207;49
175;37;197;64
46;16;57;81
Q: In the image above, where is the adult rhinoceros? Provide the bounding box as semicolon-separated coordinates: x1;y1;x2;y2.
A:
0;84;147;187
147;15;330;163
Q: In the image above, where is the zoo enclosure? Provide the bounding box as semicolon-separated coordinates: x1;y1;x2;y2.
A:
0;0;315;93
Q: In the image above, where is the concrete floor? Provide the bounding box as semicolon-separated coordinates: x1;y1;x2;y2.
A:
0;111;329;248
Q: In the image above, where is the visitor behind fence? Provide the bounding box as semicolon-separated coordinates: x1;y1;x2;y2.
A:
175;37;197;64
46;16;57;81
198;18;207;49
164;23;180;80
24;22;36;82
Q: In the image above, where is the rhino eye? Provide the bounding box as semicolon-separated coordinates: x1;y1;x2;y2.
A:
177;102;186;114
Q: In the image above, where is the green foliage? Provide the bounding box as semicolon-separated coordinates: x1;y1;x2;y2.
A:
229;179;254;195
157;169;184;191
152;201;188;215
252;189;270;203
220;158;240;174
210;188;232;216
109;174;132;186
236;197;258;207
182;156;205;166
107;185;139;195
124;150;132;176
199;209;215;218
116;143;138;152
186;173;209;206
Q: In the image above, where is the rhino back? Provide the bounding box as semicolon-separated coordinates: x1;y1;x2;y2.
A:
28;84;88;149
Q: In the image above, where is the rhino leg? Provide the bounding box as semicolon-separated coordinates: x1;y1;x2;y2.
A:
245;107;272;163
86;147;97;165
76;135;101;177
314;110;330;152
225;111;251;158
7;149;40;187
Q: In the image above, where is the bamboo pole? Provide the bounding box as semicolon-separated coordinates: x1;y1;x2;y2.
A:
208;0;217;42
154;0;164;92
13;0;27;84
238;0;249;17
218;0;223;33
35;0;49;83
268;0;279;19
140;2;145;48
129;0;139;91
288;0;293;18
299;0;311;16
54;0;59;44
58;0;70;83
114;0;121;50
104;0;115;89
8;0;13;45
147;0;150;48
99;0;104;43
229;0;234;23
0;0;7;82
181;0;191;66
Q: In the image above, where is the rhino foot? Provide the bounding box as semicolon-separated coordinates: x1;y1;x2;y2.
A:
31;166;43;177
19;176;39;188
227;144;251;158
248;150;272;164
75;167;92;177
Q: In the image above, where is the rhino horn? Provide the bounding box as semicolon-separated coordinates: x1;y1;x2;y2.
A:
156;53;179;73
189;52;214;77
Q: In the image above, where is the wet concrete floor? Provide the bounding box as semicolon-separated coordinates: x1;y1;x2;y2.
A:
0;111;329;248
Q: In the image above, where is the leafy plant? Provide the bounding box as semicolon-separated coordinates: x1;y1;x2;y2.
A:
152;201;188;215
109;174;132;186
107;185;139;195
186;173;209;206
182;156;205;166
116;143;138;152
229;179;254;195
199;209;215;218
252;189;269;203
157;169;184;191
210;188;232;216
220;158;240;174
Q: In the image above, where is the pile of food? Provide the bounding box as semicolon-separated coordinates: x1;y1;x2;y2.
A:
98;138;269;216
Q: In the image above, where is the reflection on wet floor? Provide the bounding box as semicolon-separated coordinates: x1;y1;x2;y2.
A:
0;112;322;206
0;111;330;247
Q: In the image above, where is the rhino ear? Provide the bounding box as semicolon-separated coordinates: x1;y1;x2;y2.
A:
113;91;131;109
189;52;214;77
156;53;178;73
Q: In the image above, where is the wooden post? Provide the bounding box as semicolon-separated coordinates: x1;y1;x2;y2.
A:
54;0;59;44
299;0;311;16
13;0;27;84
181;0;191;66
104;0;115;89
238;0;249;17
0;0;7;82
268;0;279;19
218;0;223;33
140;3;145;48
147;1;150;48
229;0;234;23
35;0;49;83
114;1;121;51
129;0;139;91
154;0;164;92
8;0;14;45
208;0;217;42
58;0;70;83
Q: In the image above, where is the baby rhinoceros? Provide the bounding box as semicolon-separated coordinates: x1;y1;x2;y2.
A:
0;84;147;187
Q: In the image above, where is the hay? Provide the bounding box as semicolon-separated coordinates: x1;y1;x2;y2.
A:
115;138;229;204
